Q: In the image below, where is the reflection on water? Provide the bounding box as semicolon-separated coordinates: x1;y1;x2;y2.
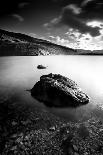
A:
0;56;103;122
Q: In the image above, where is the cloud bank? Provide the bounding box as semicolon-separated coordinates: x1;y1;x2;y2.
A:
45;0;103;37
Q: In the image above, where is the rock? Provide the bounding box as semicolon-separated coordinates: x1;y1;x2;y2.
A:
99;128;103;132
49;126;56;131
73;145;78;152
31;73;89;107
21;120;31;125
84;152;89;155
11;146;17;151
11;121;17;126
37;65;47;69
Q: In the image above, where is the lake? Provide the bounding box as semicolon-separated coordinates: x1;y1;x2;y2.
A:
0;56;103;122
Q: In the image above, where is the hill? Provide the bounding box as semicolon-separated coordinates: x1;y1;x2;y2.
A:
0;29;103;55
0;29;77;56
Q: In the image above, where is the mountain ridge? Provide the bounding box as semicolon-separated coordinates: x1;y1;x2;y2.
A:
0;29;77;56
0;29;103;55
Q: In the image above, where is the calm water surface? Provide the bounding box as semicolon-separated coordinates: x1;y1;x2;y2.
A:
0;56;103;122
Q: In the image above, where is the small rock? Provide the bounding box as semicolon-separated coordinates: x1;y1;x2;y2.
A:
49;126;56;131
12;121;17;126
73;145;78;152
84;152;88;155
37;65;47;69
11;145;17;151
21;120;31;125
67;130;69;134
99;128;103;132
16;137;22;143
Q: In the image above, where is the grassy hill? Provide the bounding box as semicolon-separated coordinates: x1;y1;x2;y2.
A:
0;29;77;56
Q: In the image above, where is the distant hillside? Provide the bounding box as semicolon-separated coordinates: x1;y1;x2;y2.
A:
0;29;77;56
76;49;103;55
0;29;103;55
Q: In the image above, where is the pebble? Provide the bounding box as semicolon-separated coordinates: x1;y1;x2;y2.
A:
84;152;88;155
21;120;31;125
99;128;103;132
11;146;17;151
73;145;78;152
49;126;56;131
12;121;17;126
67;130;69;134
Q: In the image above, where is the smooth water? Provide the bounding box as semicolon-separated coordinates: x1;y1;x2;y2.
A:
0;56;103;122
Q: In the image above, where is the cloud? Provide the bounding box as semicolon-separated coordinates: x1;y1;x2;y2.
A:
49;35;69;45
80;0;103;20
44;17;62;29
48;34;82;49
45;0;103;37
29;33;37;37
81;0;94;6
47;30;103;50
11;14;24;22
66;4;81;14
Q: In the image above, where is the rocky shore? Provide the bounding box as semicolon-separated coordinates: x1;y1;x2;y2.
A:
0;90;103;155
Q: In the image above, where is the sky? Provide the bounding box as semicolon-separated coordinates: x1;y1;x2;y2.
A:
1;0;103;50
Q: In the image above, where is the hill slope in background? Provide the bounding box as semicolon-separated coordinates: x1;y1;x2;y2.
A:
0;29;103;55
0;29;77;56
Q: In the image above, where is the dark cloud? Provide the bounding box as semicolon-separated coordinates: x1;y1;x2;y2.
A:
45;0;103;36
80;0;103;20
0;0;103;38
61;3;101;36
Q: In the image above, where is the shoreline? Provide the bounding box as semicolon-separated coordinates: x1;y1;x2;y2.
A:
0;89;103;154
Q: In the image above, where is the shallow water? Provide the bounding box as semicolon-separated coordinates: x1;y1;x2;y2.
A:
0;56;103;122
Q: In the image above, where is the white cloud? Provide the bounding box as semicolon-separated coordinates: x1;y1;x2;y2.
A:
43;17;61;30
29;33;37;37
81;0;94;6
47;29;103;50
66;4;81;14
48;35;70;47
12;14;24;22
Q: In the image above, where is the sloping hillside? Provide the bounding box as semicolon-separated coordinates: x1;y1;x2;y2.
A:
0;29;77;56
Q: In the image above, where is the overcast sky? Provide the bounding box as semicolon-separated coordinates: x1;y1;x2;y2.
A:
1;0;103;50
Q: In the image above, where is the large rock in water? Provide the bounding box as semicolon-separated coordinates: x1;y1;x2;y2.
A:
31;73;89;107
